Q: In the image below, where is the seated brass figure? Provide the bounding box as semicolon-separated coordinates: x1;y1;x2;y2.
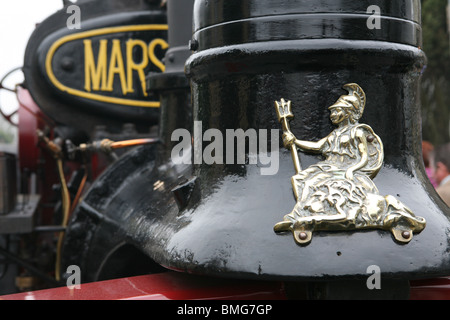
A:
273;83;426;245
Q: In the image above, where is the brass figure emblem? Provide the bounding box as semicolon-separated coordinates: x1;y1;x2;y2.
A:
273;83;426;245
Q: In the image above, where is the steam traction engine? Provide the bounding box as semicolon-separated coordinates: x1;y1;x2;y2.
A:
1;0;450;300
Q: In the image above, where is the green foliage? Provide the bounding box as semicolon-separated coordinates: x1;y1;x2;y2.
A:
0;118;15;144
420;0;450;145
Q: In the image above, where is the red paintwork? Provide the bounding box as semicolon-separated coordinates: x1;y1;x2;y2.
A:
2;271;450;300
17;86;45;172
410;277;450;300
0;272;287;300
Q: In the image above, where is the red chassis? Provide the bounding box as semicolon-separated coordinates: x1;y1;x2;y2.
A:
0;272;285;300
0;271;449;300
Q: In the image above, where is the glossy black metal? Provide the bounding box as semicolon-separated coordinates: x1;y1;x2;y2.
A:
64;0;450;290
176;0;450;282
147;0;194;162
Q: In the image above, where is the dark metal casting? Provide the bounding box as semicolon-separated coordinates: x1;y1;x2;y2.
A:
61;0;450;298
23;0;168;138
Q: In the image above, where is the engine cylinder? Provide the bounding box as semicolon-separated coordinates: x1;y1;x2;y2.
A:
175;0;450;281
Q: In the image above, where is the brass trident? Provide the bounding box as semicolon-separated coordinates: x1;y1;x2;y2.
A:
275;99;302;174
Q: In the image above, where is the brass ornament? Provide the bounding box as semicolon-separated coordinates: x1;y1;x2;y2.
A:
273;83;426;245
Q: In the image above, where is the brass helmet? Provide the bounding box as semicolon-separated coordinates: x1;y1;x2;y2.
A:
328;83;367;121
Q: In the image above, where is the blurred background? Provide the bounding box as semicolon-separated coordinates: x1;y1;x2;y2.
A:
421;0;450;145
0;0;448;151
0;0;61;154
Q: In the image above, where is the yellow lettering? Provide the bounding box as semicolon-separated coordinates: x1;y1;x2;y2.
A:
106;39;128;95
83;37;168;97
84;39;108;91
149;38;169;73
126;40;149;96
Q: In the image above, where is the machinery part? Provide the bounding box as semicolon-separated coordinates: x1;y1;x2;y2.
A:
61;144;160;282
0;245;60;287
73;137;159;156
54;158;70;282
0;195;40;234
0;152;17;214
61;0;194;283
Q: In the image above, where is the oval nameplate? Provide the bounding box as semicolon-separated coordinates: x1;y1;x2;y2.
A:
45;24;168;108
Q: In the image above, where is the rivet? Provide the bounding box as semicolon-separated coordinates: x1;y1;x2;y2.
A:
299;232;308;240
61;57;74;71
401;231;411;239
